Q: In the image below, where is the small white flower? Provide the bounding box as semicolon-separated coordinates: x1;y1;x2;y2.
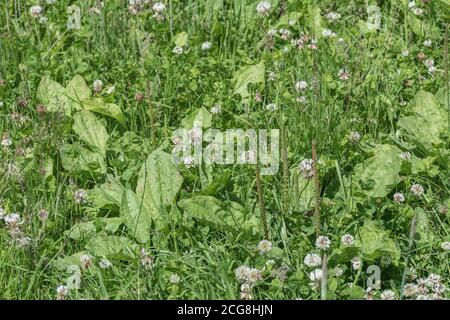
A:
295;80;308;91
201;41;212;51
257;240;272;255
39;16;48;24
348;131;361;144
315;236;331;250
169;274;180;284
299;158;315;179
246;268;262;283
334;267;344;277
309;268;323;282
267;71;276;81
381;289;396;300
0;208;5;220
74;189;88;205
341;234;354;247
93;79;103;93
99;258;112;269
265;103;277;111
267;29;277;37
424;58;434;68
1;138;12;148
56;285;69;300
210;105;221;115
338;68;350;81
351;257;362;270
423;39;432;47
152;2;166;13
410;183;424;197
403;283;418;297
297;96;307;104
408;1;416;9
322;29;336;37
183;156;195;168
402;49;410;57
235;266;250;282
172;46;183;55
441;241;450;251
427;66;436;74
256;1;271;16
393;192;405;203
304;253;322;267
38;209;49;221
412;7;423;16
324;11;341;22
279;28;291;40
30;5;43;18
80;254;93;269
400;151;411;160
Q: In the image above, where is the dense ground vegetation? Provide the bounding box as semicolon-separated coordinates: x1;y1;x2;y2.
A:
0;0;449;300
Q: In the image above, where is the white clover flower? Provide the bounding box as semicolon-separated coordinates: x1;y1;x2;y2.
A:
39;16;48;24
93;79;103;93
140;248;155;270
183;156;195;168
309;268;323;282
267;29;277;37
299;158;315;179
381;290;396;300
1;138;12;148
235;266;250;282
99;258;112;269
297;96;307;104
322;29;336;37
152;2;165;13
74;189;88;205
201;41;212;51
267;71;276;81
169;274;180;284
402;49;410;57
427;66;436;74
441;241;450;251
423;39;432;47
410;183;424;197
80;254;93;269
315;236;331;250
295;80;308;91
393;192;405;203
38;209;49;221
304;253;322;267
351;257;362;270
4;213;22;227
172;46;183;55
246;268;262;283
412;7;423;16
324;11;341;22
265;103;277;111
408;1;416;9
210;105;221;115
256;1;271;16
348;131;361;144
403;283;418;297
257;240;272;255
56;285;69;300
279;28;291;40
308;38;318;50
341;234;354;247
424;58;434;68
334;267;344;277
400;151;411;160
338;68;350;81
30;5;43;18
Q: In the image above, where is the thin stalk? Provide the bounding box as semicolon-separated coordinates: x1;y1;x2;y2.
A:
256;162;269;240
400;213;418;299
312;140;321;237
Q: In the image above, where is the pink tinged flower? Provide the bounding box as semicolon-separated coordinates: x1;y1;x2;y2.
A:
256;1;271;16
315;236;331;250
338;68;350;81
299;158;315;179
410;183;424;197
393;192;405;203
341;234;354;246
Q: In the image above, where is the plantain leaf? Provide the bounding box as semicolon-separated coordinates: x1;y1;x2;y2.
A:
120;189;152;244
136;150;183;210
73;110;109;156
232;61;265;100
81;98;126;127
37;76;72;115
66;75;91;105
